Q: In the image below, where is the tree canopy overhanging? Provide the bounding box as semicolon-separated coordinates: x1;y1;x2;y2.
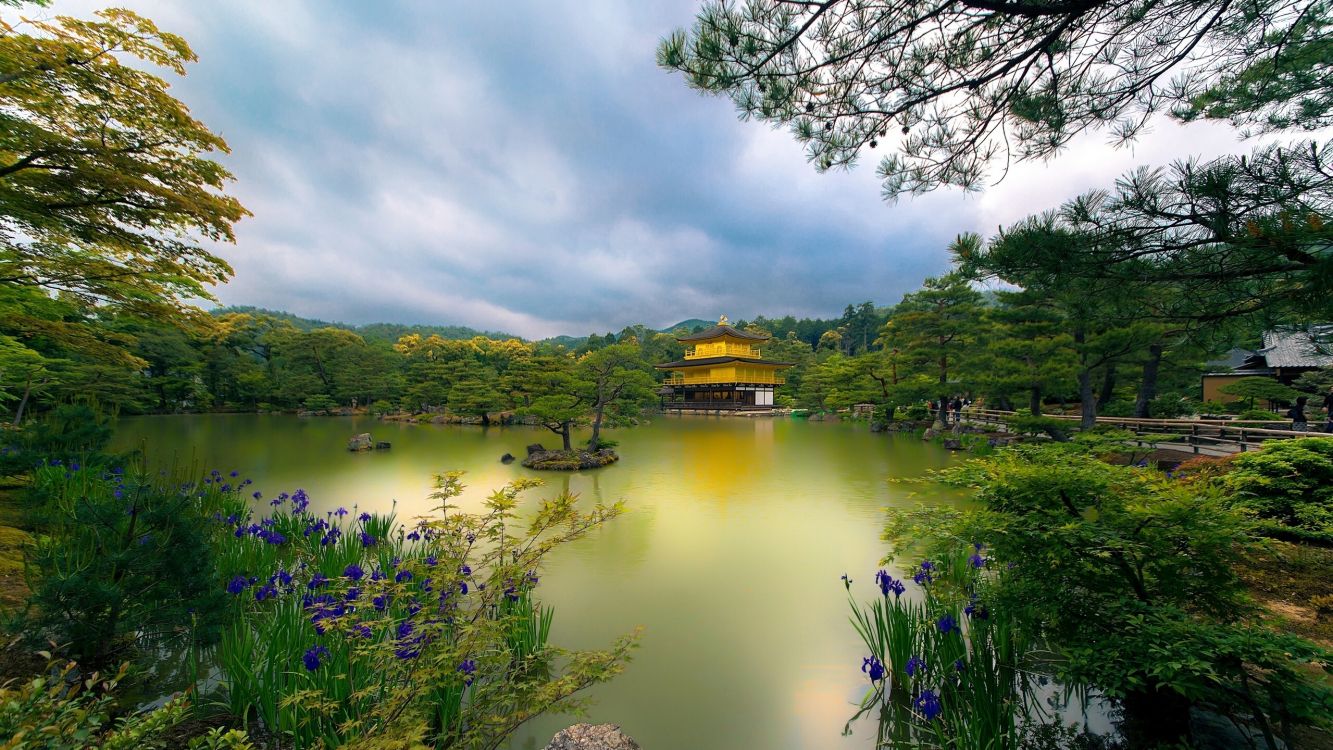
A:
0;8;249;322
959;140;1333;323
659;0;1332;197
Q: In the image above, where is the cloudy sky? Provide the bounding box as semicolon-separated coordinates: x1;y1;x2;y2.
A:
49;1;1279;338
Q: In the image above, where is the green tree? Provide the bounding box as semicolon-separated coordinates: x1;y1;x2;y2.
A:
961;226;1161;427
0;8;249;321
521;355;584;452
880;272;986;424
1220;376;1302;410
892;444;1333;745
960;142;1333;323
975;291;1076;415
659;0;1327;197
448;366;505;425
577;343;655;451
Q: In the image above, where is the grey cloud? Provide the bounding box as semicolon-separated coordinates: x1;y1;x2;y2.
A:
48;0;1287;338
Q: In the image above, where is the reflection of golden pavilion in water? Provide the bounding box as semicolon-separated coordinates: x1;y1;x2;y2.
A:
655;316;793;412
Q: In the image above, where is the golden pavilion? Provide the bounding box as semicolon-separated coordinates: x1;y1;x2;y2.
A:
655;316;792;412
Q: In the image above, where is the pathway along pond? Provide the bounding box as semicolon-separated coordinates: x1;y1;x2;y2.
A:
113;414;965;749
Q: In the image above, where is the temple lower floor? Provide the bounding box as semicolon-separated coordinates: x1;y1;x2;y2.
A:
660;383;776;411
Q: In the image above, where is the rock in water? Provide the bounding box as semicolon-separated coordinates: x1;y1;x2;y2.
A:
500;453;515;464
375;441;391;450
526;443;546;456
543;724;640;750
347;433;373;452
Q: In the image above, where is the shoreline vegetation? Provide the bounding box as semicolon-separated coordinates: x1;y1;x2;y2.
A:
3;0;1332;746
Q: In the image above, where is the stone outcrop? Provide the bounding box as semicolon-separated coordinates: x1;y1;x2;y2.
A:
347;433;373;452
500;453;515;464
543;724;640;750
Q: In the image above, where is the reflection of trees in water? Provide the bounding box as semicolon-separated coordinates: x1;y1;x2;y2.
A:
560;468;657;573
844;679;1111;749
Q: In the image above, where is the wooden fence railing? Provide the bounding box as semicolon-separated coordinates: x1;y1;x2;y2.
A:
958;408;1331;455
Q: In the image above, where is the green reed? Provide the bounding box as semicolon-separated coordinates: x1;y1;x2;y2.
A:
845;543;1049;749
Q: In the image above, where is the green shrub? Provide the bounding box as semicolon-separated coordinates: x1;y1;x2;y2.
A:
1220;377;1302;410
1005;414;1068;438
889;444;1333;744
0;661;191;750
904;404;929;421
1149;394;1196;419
302;394;336;412
369;399;395;416
23;463;231;666
0;404;115;476
1098;400;1135;417
1222;437;1333;540
1237;409;1284;421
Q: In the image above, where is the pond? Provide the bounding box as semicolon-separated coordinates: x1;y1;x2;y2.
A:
112;413;963;749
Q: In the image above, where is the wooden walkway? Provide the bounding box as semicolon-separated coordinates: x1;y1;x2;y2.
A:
959;409;1332;456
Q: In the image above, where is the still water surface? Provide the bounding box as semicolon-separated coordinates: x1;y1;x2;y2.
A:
112;414;961;749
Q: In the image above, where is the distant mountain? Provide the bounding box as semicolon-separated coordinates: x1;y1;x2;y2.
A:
657;318;713;333
210;306;515;342
539;335;587;349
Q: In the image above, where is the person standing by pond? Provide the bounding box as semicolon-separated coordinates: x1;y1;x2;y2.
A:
951;396;963;424
1288;396;1309;432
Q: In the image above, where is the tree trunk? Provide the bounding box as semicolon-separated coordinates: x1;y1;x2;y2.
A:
560;423;572;452
1075;330;1097;430
1099;364;1117;407
1029;386;1042;416
12;374;32;425
1078;370;1096;430
1134;343;1163;418
587;401;606;451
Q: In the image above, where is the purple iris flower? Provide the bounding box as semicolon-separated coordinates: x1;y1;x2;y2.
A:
905;656;925;677
875;570;906;597
861;655;885;682
914;689;943;721
458;659;477;686
302;645;329;671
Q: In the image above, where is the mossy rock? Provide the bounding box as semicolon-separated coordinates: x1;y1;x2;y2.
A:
522;449;619;471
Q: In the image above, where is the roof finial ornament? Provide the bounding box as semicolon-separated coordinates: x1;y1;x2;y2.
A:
718;314;730;326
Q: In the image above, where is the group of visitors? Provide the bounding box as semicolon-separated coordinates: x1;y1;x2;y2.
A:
1287;387;1333;432
927;396;968;426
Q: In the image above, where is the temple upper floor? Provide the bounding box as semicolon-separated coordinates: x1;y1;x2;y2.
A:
684;341;762;360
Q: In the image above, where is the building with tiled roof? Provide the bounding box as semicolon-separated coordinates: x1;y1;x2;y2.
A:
655;316;792;412
1201;326;1333;402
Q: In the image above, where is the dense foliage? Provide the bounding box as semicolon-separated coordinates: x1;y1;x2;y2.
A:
1221;437;1333;543
659;0;1328;197
879;444;1333;747
10;454;636;748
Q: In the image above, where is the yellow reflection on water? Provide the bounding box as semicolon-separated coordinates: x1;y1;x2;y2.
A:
113;413;963;750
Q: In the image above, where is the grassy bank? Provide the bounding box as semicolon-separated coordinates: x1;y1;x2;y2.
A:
0;478;29;610
1240;540;1333;647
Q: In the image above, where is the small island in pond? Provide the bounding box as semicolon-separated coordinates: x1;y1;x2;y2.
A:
521;443;620;471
